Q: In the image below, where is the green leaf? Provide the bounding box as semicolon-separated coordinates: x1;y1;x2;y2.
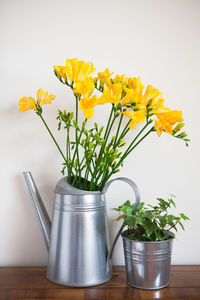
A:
115;215;125;221
124;216;136;228
155;230;165;241
157;198;169;211
113;194;189;241
158;215;167;228
135;202;145;211
179;221;185;230
121;205;132;216
179;213;190;221
169;198;176;208
143;219;157;238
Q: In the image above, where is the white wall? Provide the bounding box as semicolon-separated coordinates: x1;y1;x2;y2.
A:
0;0;199;266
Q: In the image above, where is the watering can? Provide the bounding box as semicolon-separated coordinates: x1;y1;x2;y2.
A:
23;172;140;287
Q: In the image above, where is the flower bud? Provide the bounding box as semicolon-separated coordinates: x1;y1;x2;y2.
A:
173;123;184;133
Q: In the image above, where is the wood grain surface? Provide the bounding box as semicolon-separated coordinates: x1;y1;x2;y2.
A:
0;266;199;300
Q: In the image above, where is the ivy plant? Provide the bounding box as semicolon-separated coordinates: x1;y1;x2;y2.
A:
114;195;190;241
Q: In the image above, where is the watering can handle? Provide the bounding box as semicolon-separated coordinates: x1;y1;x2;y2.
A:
102;177;141;260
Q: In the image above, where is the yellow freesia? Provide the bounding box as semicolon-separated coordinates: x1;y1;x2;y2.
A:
121;110;146;129
19;96;36;112
98;68;114;81
72;59;95;83
98;68;114;88
54;65;68;81
121;87;140;106
96;82;123;107
154;120;163;137
140;84;169;114
79;95;97;119
36;88;44;105
41;92;56;105
114;74;129;86
157;110;183;124
73;77;94;97
154;110;184;136
142;84;161;105
121;77;144;107
97;88;115;105
54;58;95;85
112;82;123;106
19;89;56;112
128;77;144;95
150;100;170;115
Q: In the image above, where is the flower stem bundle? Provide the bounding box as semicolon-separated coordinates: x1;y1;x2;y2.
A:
19;58;189;191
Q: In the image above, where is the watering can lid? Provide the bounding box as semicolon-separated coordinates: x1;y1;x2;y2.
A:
54;177;101;195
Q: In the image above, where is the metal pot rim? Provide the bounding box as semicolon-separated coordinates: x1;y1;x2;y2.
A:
121;229;175;244
55;177;102;195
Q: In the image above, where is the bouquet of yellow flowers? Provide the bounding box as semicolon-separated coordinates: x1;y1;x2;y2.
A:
19;58;189;191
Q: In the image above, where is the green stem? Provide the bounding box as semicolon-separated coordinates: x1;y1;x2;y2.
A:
119;120;131;140
39;114;67;164
66;126;72;182
125;126;154;156
98;105;114;156
89;105;114;187
75;96;81;185
117;125;153;167
104;115;117;142
114;114;123;145
71;120;86;169
99;125;154;189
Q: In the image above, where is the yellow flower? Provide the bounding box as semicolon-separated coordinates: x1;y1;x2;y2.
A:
98;68;114;88
150;100;170;115
18;89;56;112
41;92;56;105
73;77;94;97
98;68;114;81
143;84;159;101
121;77;144;107
121;87;140;106
96;82;122;107
154;120;163;137
54;65;68;81
111;82;123;106
19;96;36;112
154;110;184;136
142;84;161;105
54;58;95;85
97;88;115;105
128;77;144;95
141;84;169;114
36;88;44;105
79;95;97;119
121;110;146;129
72;59;95;83
114;74;129;85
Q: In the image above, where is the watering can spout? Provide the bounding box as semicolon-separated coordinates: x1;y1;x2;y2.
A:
23;172;51;251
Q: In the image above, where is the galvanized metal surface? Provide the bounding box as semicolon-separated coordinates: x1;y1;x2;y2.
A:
122;230;174;289
23;172;51;251
23;172;141;287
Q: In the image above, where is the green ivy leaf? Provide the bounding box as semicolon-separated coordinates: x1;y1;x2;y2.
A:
143;219;157;237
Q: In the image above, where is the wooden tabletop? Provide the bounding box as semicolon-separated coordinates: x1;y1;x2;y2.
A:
0;266;199;299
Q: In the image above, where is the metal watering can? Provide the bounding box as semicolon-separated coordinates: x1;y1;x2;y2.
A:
23;172;140;287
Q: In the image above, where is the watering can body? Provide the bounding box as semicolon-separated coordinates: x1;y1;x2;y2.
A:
23;172;140;287
48;177;111;286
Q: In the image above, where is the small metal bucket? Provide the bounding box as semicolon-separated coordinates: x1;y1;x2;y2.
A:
122;230;174;289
